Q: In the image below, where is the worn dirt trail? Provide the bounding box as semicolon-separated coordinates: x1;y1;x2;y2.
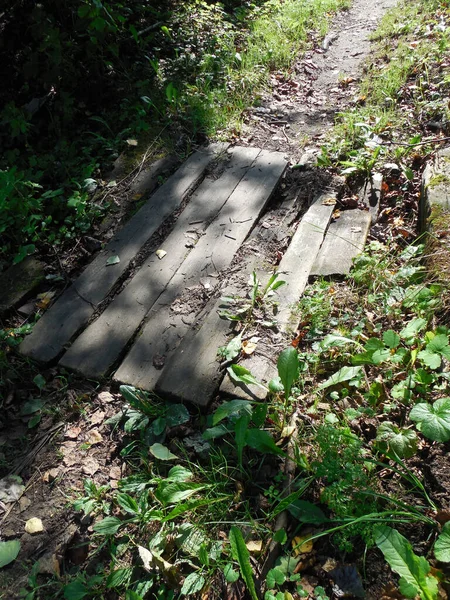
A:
240;0;398;160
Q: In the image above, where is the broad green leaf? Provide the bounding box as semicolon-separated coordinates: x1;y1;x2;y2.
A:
181;572;205;596
33;374;46;390
418;350;442;370
277;347;299;398
166;404;190;427
252;403;268;428
0;539;20;568
223;563;240;583
434;522;450;562
383;330;401;349
149;443;178;460
268;377;284;394
228;365;267;390
92;516;122;535
106;568;133;589
321;334;362;349
151;416;166;436
116;493;139;515
235;413;251;468
374;526;438;600
286;500;328;524
212;400;253;426
400;318;427;342
222;332;243;361
20;398;44;416
229;527;258;600
202;424;230;440
410;398;450;442
245;429;284;456
365;338;384;352
318;366;362;390
64;580;89;600
273;529;287;544
166;466;192;482
266;567;286;588
375;422;418;459
154;481;206;506
372;348;392;365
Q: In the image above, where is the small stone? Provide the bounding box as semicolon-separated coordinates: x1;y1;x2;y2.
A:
18;496;32;512
25;517;44;535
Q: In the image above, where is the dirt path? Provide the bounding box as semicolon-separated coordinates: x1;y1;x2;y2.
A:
241;0;398;159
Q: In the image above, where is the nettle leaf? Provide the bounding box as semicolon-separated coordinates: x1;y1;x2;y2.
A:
212;400;253;426
92;516;122;535
245;429;284;456
435;522;450;562
375;422;418;459
181;572;205;596
277;347;299;398
410;398;450;442
229;527;258;600
318;366;362;390
374;525;438;600
0;539;20;568
383;330;401;349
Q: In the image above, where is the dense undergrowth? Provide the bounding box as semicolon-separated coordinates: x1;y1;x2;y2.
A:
0;0;347;266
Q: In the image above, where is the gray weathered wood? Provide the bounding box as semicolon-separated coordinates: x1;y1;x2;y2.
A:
220;195;335;400
311;208;371;277
115;150;287;394
0;257;45;314
275;196;335;333
20;144;225;363
59;147;260;377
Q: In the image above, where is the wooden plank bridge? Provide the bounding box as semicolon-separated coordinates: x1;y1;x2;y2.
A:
20;145;377;407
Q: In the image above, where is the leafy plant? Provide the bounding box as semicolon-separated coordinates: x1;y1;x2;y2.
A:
374;525;439;600
409;398;450;442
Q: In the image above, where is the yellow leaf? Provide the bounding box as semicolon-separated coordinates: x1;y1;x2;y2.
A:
246;540;263;555
126;139;138;146
321;197;336;206
242;340;257;355
292;535;314;555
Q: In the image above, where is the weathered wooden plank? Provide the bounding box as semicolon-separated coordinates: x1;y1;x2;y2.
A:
0;257;45;314
310;208;372;277
59;147;260;377
220;195;335;400
359;172;382;224
19;144;225;363
275;196;335;333
115;150;287;393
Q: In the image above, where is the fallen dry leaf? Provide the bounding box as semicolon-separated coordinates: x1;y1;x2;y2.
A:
246;540;263;555
38;553;60;577
97;391;115;404
82;457;100;476
242;340;257;355
322;197;337;206
65;426;81;439
86;429;103;446
292;534;314;555
25;517;44;535
90;410;105;426
36;291;56;310
332;209;341;219
18;496;31;512
109;465;122;481
126;138;138;146
156;249;167;259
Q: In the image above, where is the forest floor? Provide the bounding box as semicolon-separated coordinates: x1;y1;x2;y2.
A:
2;0;450;599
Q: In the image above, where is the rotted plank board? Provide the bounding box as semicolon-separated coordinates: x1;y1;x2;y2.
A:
19;144;226;364
115;150;287;397
59;146;260;378
310;208;372;277
220;194;335;400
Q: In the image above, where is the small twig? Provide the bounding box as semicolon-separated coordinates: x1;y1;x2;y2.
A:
73;285;96;309
383;136;450;147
